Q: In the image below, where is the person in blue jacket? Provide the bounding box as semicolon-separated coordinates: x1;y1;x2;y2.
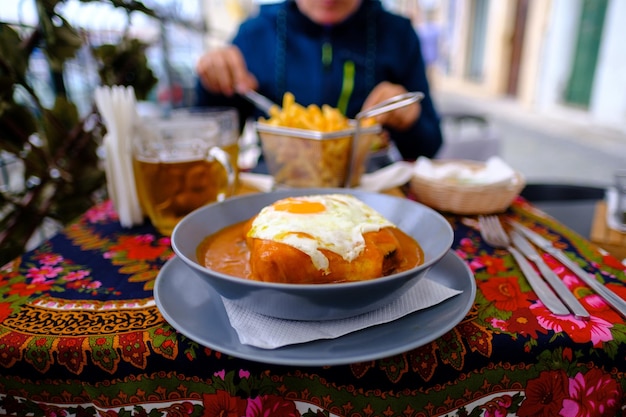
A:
195;0;442;162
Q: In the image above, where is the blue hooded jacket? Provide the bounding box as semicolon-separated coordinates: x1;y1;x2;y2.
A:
195;0;442;160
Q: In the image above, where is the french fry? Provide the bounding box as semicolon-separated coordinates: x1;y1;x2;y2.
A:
257;92;381;187
260;93;352;132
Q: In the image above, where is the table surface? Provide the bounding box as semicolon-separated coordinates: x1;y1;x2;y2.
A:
530;200;598;238
1;187;625;417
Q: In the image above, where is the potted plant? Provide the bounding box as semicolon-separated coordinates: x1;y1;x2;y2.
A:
0;0;161;266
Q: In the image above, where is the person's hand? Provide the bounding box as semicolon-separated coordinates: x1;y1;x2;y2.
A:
361;82;421;131
196;45;258;96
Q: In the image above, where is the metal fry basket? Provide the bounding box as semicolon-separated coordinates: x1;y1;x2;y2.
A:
256;91;424;188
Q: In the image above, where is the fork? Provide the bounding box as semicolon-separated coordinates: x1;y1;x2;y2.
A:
478;215;570;316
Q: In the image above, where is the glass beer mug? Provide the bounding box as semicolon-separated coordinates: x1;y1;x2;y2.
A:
132;108;239;235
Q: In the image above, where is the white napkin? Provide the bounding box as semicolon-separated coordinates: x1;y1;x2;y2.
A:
238;161;415;193
94;86;143;228
413;156;515;185
238;119;262;170
239;172;274;192
222;277;462;349
357;161;415;191
605;188;626;232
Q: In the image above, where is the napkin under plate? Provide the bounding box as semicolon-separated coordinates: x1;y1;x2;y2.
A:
222;277;462;349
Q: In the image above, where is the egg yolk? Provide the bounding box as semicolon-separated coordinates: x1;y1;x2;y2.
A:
272;199;326;214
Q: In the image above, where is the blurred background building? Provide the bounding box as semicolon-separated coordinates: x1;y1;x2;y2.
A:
399;0;626;134
389;0;626;186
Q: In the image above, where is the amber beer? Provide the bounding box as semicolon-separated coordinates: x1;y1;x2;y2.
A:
132;108;239;235
133;142;238;235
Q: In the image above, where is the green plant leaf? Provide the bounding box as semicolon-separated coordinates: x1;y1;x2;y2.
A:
41;18;82;71
0;24;29;78
92;38;158;100
0;103;39;154
42;97;79;155
0;0;161;265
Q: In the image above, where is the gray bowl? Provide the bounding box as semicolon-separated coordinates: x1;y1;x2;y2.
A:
171;188;453;321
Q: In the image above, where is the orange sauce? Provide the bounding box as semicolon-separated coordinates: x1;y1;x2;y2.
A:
197;220;424;283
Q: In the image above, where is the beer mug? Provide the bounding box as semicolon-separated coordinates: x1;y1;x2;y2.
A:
132;108;239;235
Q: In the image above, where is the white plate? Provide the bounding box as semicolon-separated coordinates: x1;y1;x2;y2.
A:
154;251;476;366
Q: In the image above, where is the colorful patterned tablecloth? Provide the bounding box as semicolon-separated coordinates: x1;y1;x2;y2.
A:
0;195;625;417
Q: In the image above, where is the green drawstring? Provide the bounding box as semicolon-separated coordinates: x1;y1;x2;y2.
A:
322;42;332;68
337;60;355;116
321;41;355;115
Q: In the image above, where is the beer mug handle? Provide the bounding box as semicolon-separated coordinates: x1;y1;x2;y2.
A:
207;146;235;200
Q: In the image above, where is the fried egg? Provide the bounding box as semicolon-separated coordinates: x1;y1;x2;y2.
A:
247;194;396;272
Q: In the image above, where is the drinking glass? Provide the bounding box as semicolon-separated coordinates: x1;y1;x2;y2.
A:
615;169;626;226
132;108;239;235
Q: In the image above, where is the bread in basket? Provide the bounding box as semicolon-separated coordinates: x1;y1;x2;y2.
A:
409;158;525;215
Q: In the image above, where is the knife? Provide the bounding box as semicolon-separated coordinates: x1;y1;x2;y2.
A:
510;230;590;319
241;90;279;116
509;220;626;318
507;245;570;316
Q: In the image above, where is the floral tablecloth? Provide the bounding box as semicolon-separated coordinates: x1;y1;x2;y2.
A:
0;195;625;417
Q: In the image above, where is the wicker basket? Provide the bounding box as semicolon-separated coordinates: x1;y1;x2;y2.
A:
409;159;526;215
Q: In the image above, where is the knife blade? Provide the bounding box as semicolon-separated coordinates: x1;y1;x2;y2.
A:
510;230;589;319
507;246;570;316
241;90;278;116
509;220;626;318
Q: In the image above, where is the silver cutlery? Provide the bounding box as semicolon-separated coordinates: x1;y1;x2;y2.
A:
509;220;626;318
241;90;278;115
478;215;570;316
509;230;589;319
